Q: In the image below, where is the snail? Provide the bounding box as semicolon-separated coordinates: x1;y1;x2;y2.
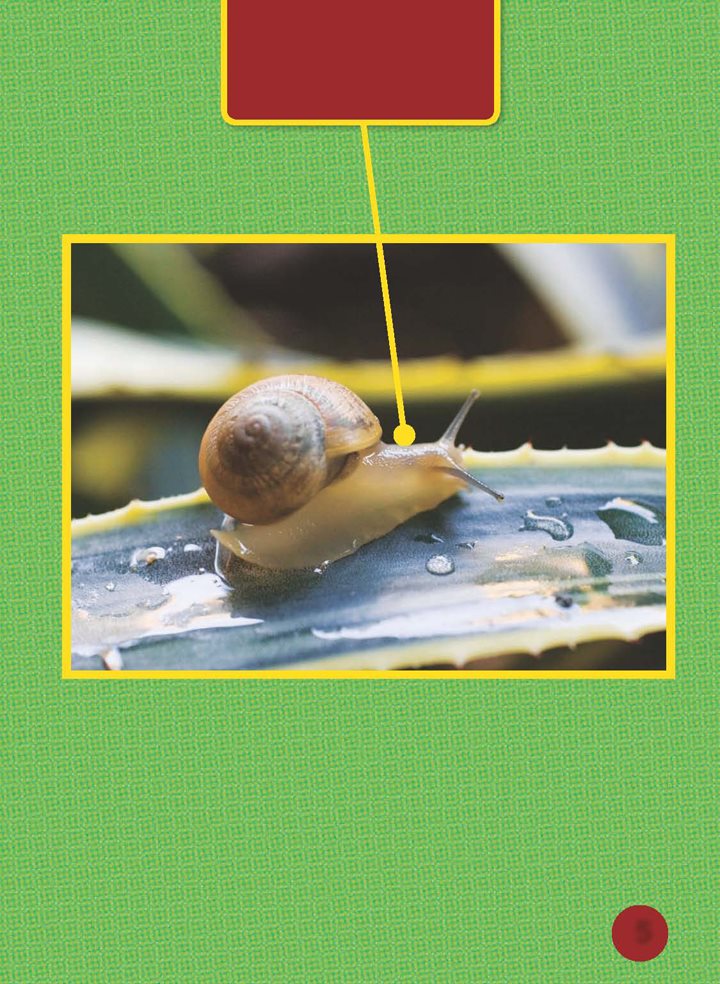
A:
199;374;503;570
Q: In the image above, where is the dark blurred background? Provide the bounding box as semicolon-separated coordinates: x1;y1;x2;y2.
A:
71;242;666;518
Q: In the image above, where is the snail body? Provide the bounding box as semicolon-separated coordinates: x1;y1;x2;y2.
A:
199;375;503;570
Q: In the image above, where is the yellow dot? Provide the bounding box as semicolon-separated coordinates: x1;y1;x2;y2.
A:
393;423;416;446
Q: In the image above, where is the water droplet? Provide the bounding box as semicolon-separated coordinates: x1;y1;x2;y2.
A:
625;552;642;566
183;543;202;553
597;498;665;545
457;541;477;550
198;567;206;574
575;545;613;578
426;554;455;576
130;546;166;567
415;533;444;544
521;510;574;541
105;582;116;592
545;496;563;508
101;647;124;671
554;593;574;608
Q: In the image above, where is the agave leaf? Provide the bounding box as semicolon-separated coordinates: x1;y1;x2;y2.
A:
70;445;666;672
72;319;664;403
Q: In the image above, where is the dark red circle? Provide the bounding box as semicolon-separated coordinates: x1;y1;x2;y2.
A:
612;906;668;962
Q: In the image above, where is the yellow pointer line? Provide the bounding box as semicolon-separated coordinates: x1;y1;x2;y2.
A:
360;124;413;442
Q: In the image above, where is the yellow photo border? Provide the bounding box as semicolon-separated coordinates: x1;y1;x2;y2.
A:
62;233;675;681
220;0;502;126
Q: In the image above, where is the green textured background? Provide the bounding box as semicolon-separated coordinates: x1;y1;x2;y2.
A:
3;2;717;980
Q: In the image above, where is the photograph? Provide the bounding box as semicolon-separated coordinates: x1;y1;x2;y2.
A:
67;237;671;674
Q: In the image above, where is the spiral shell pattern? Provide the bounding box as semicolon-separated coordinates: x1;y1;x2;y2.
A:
199;375;382;525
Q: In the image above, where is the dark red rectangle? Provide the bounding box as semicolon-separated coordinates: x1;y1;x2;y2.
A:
224;0;499;124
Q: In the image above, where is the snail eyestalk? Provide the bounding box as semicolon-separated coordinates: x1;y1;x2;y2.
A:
437;389;504;501
440;389;480;445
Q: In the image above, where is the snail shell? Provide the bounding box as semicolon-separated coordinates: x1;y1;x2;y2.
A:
198;374;381;524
